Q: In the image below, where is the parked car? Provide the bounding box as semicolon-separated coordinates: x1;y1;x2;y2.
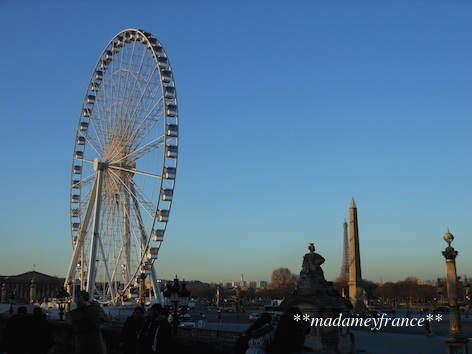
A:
349;310;369;318
369;309;388;318
179;313;192;321
249;313;261;322
179;321;196;328
179;313;196;328
435;306;449;312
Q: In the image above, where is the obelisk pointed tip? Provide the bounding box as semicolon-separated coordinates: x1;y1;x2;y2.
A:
350;197;357;209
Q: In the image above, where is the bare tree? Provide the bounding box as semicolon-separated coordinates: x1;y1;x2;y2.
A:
271;268;297;290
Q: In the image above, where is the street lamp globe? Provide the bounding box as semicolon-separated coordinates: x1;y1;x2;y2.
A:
443;229;454;246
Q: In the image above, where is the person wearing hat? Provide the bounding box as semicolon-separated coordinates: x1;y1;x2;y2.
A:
137;304;172;353
69;290;107;354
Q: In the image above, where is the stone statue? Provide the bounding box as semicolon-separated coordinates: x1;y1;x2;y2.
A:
302;243;325;279
300;243;326;288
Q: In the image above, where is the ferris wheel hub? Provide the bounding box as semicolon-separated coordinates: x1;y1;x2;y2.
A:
93;158;100;171
93;158;107;171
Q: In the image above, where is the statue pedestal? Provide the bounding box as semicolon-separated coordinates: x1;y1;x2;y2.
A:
280;244;355;353
280;285;354;354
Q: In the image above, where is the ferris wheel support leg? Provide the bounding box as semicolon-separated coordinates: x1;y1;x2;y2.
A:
123;181;132;285
150;267;163;304
86;168;104;296
64;175;99;290
97;236;116;302
130;183;148;252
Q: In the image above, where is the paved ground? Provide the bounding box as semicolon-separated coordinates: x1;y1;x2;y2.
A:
201;321;472;353
352;330;471;353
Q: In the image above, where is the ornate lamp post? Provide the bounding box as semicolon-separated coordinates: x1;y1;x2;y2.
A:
8;291;15;315
29;279;36;305
56;287;70;321
178;280;190;312
1;283;6;304
138;272;147;309
441;230;469;353
163;276;190;334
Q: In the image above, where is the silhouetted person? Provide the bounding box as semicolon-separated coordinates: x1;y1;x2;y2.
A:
138;303;162;353
425;319;433;336
30;307;54;354
138;304;172;354
121;306;144;354
69;290;107;354
245;312;275;354
1;306;31;354
268;308;305;354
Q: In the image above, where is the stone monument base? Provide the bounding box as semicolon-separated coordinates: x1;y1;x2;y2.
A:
280;244;355;353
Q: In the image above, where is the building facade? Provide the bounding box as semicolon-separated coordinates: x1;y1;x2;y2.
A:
1;271;64;304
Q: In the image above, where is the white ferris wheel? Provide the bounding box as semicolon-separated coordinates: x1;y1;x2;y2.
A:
65;29;178;305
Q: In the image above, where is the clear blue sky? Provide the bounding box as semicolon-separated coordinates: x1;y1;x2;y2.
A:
0;0;471;285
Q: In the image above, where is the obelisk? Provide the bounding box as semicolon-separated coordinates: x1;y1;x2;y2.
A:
348;198;365;309
339;220;350;281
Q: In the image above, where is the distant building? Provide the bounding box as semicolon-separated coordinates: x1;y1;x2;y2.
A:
256;281;268;288
0;271;64;303
226;280;268;289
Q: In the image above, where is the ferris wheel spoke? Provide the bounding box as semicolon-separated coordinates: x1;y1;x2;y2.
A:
108;164;162;180
100;71;143;161
126;99;165;153
96;235;116;301
111;245;125;282
107;168;156;219
114;89;159;160
88;91;112;155
72;173;95;189
129;183;157;221
130;182;151;251
134;208;149;257
114;96;164;161
112;135;165;165
74;158;95;165
81;121;106;158
116;40;143;143
125;59;160;138
130;181;158;223
99;53;123;152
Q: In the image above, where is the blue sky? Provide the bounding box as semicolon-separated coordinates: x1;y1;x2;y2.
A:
0;0;471;285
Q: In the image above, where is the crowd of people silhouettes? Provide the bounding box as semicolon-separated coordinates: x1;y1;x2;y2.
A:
233;309;307;354
1;294;308;354
0;291;175;354
0;306;54;354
